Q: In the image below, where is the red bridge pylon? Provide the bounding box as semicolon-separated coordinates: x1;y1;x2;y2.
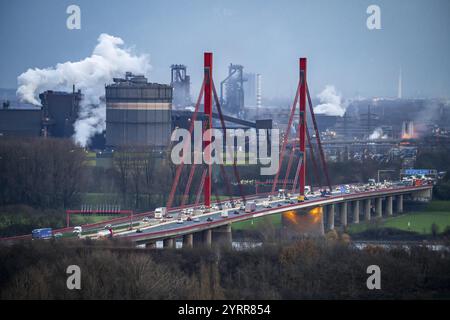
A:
271;58;331;197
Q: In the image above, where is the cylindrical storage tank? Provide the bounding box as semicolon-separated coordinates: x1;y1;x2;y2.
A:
105;74;172;148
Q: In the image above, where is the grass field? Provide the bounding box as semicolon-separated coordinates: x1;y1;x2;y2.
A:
70;214;128;225
348;201;450;235
232;214;282;231
229;201;450;235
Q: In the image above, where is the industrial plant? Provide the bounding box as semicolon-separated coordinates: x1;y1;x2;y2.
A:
105;72;172;148
2;0;450;304
1;61;450;171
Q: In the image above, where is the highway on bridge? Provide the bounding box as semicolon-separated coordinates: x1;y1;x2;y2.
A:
1;182;432;244
113;183;432;244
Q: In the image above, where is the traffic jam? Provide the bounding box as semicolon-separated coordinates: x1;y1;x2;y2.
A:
29;173;434;242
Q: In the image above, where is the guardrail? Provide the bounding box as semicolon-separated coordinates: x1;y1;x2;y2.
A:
0;192;269;241
0;184;431;242
123;184;433;242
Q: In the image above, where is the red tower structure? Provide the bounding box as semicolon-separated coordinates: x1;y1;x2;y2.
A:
299;58;307;196
203;53;213;207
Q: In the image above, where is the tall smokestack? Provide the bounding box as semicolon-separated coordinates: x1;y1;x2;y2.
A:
256;73;262;108
402;120;415;139
408;121;414;137
397;68;402;99
402;121;407;137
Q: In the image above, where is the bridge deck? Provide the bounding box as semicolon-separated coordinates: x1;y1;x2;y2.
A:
119;184;432;243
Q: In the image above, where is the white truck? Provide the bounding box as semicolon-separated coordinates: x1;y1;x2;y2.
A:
154;207;167;219
277;189;287;199
73;226;82;234
97;229;113;239
304;186;311;195
220;210;229;218
245;201;256;213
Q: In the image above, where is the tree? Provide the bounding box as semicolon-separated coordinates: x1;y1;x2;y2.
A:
0;138;85;208
431;223;439;238
114;148;132;207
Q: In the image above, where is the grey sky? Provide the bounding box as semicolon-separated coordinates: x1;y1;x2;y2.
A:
1;0;449;99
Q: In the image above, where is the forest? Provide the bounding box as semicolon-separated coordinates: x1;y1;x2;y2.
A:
1;239;449;299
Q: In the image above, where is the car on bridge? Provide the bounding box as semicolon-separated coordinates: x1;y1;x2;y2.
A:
320;190;331;197
263;200;272;208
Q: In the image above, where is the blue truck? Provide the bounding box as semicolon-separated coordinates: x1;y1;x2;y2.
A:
31;228;53;240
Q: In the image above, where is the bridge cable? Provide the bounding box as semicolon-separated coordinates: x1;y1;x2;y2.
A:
271;81;301;194
212;80;247;204
306;83;332;192
166;79;205;210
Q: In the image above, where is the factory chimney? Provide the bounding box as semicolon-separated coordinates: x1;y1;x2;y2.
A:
256;73;262;108
397;68;402;99
402;120;415;139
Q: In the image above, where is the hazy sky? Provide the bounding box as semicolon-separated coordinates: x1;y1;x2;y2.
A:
1;0;449;99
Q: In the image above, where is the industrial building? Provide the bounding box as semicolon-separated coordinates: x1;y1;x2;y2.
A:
243;73;262;109
0;88;82;139
0;104;42;137
105;72;173;148
170;64;191;109
220;64;245;115
39;88;82;138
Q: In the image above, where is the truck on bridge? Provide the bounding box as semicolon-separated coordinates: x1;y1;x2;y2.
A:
245;201;256;213
155;207;167;219
31;228;53;240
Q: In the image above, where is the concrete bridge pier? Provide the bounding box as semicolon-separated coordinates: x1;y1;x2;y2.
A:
364;199;371;221
183;233;193;248
376;198;383;218
396;195;404;214
203;229;212;248
327;204;335;230
319;207;325;235
163;238;175;249
352;200;360;224
145;241;156;249
213;224;232;247
386;196;393;216
424;188;432;200
412;188;433;202
340;202;348;227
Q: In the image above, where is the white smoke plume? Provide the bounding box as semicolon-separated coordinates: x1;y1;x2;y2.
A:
314;85;347;117
369;127;388;140
16;33;151;147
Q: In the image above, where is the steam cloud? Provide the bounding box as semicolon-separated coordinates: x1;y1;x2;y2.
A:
16;33;151;147
369;127;388;140
314;85;347;117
